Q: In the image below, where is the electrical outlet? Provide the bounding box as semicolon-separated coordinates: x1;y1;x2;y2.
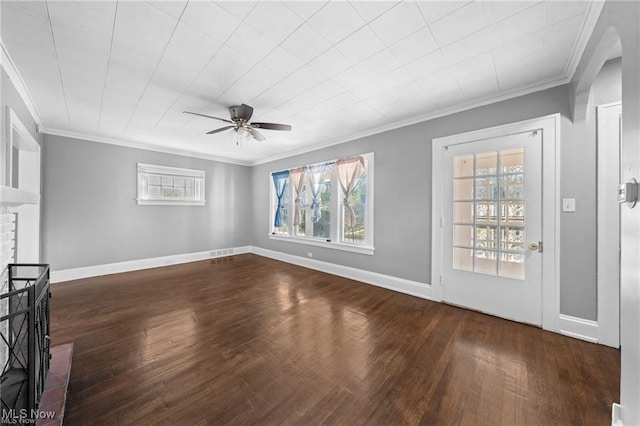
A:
307;252;313;258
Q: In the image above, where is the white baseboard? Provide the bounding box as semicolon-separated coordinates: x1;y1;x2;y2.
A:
250;246;432;300
612;403;623;426
558;314;599;343
50;246;251;283
51;245;432;301
51;246;605;348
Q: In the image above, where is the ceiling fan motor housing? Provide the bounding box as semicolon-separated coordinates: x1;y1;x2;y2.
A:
229;104;253;122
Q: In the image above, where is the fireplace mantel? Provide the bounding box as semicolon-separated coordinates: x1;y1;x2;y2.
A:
0;185;39;213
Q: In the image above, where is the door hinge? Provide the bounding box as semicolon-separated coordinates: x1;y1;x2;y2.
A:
439;274;443;284
440;217;444;228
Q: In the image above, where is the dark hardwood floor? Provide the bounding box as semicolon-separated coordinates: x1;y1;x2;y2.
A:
50;254;620;425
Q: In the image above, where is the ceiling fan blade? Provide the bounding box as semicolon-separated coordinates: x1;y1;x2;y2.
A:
248;127;265;141
206;126;235;135
229;104;253;121
183;111;233;124
251;122;292;131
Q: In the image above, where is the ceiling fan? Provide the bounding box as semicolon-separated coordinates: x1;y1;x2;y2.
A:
183;104;292;143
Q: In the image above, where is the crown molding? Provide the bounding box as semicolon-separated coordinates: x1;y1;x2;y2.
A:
251;75;569;166
565;1;606;81
45;70;563;169
40;76;569;170
250;5;609;167
43;128;253;167
47;74;570;169
0;40;44;128
212;5;607;167
3;2;602;169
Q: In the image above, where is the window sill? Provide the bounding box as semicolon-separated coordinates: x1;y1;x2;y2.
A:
137;199;206;206
268;234;374;255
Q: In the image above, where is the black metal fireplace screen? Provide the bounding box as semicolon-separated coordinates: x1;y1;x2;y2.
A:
0;264;51;420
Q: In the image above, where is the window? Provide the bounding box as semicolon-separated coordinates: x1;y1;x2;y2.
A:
452;148;525;278
137;163;205;206
295;164;332;239
336;156;368;245
269;153;374;255
272;170;289;235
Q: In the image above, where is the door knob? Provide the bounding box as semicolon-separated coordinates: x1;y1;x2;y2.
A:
528;242;539;251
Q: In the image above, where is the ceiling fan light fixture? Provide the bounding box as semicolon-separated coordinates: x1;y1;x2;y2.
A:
235;126;251;146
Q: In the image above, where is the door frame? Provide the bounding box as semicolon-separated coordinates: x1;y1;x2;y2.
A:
596;101;621;348
6;107;41;262
432;114;560;332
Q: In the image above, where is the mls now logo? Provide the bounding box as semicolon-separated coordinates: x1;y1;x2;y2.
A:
2;409;56;424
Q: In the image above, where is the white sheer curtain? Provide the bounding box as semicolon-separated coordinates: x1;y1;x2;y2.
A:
336;156;366;227
306;163;328;223
290;167;306;227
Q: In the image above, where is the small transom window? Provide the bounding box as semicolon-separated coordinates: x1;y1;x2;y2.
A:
137;163;205;206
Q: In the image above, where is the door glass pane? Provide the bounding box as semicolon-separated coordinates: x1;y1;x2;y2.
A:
499;176;524;199
504;202;524;224
454;178;474;200
454;155;474;177
476;152;497;175
454;202;474;223
476;202;498;224
453;248;473;271
475;226;497;249
500;227;524;252
508;174;524;184
500;179;524;200
500;253;524;279
453;225;474;247
475;177;498;200
474;250;497;274
452;147;526;279
501;148;524;173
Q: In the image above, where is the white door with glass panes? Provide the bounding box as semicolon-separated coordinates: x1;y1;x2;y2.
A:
441;130;543;325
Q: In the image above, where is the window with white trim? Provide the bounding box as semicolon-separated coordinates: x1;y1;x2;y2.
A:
269;153;374;255
137;163;205;206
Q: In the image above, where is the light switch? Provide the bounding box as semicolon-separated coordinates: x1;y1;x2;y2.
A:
562;198;576;212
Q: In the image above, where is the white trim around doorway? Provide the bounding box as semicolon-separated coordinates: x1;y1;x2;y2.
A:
431;114;561;334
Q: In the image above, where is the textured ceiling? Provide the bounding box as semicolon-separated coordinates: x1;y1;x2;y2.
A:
1;1;599;165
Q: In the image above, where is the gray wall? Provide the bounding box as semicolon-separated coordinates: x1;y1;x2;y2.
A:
42;135;253;270
252;85;571;284
38;61;622;321
560;58;621;319
252;69;620;321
